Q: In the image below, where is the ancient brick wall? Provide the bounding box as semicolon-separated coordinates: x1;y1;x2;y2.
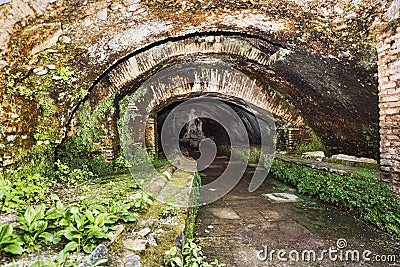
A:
377;18;400;192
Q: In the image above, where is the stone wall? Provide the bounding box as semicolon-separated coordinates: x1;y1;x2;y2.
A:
0;0;392;170
377;8;400;192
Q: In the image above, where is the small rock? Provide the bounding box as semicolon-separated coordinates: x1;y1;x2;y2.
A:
77;244;108;267
0;60;8;68
47;64;56;70
331;154;377;164
302;151;325;159
52;75;62;80
97;9;108;21
207;225;214;229
59;35;71;44
124;239;148;251
108;224;124;244
123;0;139;6
162;171;172;180
33;67;48;76
125;253;141;267
141;218;159;228
128;4;139;12
138;227;151;237
338;51;350;58
110;3;123;11
147;235;157;247
0;0;11;6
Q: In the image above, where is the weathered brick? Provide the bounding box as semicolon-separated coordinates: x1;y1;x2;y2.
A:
380;95;399;102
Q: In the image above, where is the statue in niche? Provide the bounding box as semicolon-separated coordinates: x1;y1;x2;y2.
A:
182;109;205;148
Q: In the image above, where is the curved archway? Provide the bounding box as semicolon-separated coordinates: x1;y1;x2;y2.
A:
64;31;378;161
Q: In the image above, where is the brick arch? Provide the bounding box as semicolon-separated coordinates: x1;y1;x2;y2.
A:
102;34;304;126
76;34;308;160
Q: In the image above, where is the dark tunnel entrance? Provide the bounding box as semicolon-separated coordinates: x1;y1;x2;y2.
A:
155;99;263;160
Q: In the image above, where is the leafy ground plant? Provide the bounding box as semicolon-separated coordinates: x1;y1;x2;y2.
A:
18;204;50;252
0;224;24;255
164;240;225;267
270;159;400;236
0;195;124;258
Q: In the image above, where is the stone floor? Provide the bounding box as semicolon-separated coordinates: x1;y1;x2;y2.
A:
195;158;400;267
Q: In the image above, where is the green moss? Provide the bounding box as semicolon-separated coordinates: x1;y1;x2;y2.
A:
185;172;201;240
294;126;330;155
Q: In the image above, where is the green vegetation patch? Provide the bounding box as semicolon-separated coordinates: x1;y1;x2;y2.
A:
270;160;400;236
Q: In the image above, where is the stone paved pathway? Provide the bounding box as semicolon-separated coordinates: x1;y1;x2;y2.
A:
195;158;400;267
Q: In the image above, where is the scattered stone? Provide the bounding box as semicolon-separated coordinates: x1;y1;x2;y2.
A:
77;244;108;267
6;135;16;142
33;67;48;76
207;225;214;229
208;208;240;220
331;154;377;164
263;193;300;203
107;224;124;245
46;64;56;70
97;9;108;21
52;75;62;80
338;51;350;58
138;227;151;237
162;171;172;180
110;3;123;11
59;35;71;44
139;218;159;228
123;0;139;6
147;234;157;247
125;253;141;267
301;151;325;161
124;239;148;251
0;60;8;68
0;0;11;6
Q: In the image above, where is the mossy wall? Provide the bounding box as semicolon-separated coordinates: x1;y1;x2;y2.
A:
0;0;393;170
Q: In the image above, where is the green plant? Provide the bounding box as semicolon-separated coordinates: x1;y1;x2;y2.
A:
294;127;329;155
160;206;180;219
164;240;225;267
0;173;51;213
55;160;95;185
113;154;127;171
37;96;56;117
0;224;24;255
151;158;171;169
18;204;50;252
57;67;74;83
271;160;400;236
164;246;183;267
107;201;137;223
61;204;118;253
131;191;153;210
29;250;108;267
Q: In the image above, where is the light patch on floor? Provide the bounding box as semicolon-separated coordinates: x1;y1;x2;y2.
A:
263;193;300;203
209;208;241;219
